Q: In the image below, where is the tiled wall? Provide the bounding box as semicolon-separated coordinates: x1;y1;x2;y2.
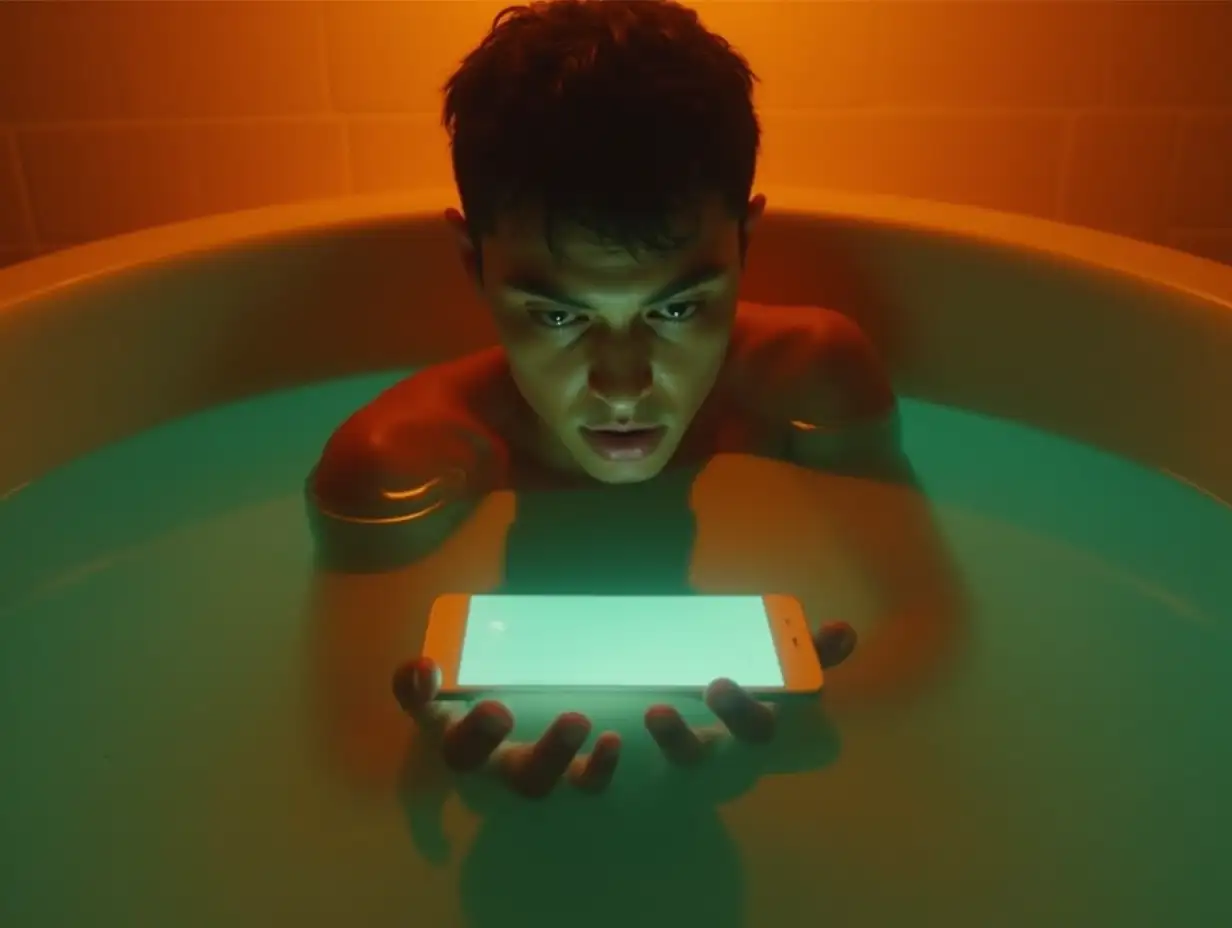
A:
1;0;1230;269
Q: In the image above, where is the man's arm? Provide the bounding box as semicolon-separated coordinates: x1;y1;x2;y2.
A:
305;406;510;787
308;409;504;572
772;311;970;707
308;406;621;800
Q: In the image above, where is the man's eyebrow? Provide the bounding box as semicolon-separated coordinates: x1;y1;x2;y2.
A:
644;264;728;304
503;263;729;310
503;275;590;309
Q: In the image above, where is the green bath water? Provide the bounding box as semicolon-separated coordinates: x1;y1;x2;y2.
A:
1;371;1229;927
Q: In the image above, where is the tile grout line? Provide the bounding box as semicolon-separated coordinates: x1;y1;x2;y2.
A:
3;127;42;254
758;105;1232;120
3;106;1231;135
1052;112;1079;222
313;0;355;196
1168;226;1232;236
6;114;354;134
1158;112;1189;248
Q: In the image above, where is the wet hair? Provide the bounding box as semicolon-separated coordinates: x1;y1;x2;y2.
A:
442;0;760;258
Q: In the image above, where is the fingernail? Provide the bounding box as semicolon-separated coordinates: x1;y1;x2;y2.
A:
560;721;589;749
477;710;510;738
412;660;436;694
646;712;672;733
711;681;742;708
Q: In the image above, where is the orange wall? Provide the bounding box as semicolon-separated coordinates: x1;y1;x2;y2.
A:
0;0;1230;269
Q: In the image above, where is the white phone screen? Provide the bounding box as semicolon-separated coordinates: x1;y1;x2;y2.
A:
457;595;785;688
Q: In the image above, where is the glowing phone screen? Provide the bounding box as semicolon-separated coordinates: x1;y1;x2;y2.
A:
457;595;785;688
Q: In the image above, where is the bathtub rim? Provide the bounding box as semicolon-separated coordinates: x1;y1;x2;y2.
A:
2;187;1230;509
3;187;1232;314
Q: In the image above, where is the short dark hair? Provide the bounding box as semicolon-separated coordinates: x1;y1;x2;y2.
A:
442;0;760;256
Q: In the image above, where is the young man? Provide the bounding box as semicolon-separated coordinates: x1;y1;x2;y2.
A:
309;0;961;799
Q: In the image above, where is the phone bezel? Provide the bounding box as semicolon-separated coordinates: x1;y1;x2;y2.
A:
421;592;823;699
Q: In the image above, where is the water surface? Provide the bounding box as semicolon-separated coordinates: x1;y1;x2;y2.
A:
1;372;1229;927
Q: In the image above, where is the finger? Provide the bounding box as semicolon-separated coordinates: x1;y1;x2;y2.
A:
501;713;591;799
815;622;858;668
440;700;514;772
569;731;621;794
392;657;440;714
645;705;710;765
392;658;460;735
705;679;776;743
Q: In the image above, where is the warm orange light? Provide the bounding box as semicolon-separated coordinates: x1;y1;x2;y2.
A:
0;1;1227;267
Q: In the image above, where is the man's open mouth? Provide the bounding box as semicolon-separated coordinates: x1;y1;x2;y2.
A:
580;424;668;462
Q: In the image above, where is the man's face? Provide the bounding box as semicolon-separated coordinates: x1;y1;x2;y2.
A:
450;195;764;484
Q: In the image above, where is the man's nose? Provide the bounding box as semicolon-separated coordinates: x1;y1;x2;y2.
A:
588;338;653;411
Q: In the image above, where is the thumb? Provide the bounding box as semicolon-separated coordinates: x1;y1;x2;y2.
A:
815;622;858;669
392;657;441;714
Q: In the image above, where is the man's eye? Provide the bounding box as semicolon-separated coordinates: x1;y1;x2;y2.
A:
652;299;703;323
530;308;584;329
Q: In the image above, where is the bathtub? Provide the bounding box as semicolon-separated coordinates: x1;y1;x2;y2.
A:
1;190;1229;927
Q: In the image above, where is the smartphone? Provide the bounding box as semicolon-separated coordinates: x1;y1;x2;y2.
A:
422;593;823;699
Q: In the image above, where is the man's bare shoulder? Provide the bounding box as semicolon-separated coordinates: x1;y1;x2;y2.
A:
308;347;513;546
729;303;895;427
336;346;512;442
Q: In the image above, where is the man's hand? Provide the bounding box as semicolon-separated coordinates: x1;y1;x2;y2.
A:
392;658;622;799
644;621;857;764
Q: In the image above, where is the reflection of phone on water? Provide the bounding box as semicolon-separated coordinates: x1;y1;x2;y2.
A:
401;472;840;928
422;592;823;699
499;468;700;595
456;778;747;928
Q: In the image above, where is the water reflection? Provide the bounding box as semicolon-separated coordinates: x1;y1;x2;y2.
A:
307;451;966;927
401;467;843;925
400;703;840;928
499;465;700;596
